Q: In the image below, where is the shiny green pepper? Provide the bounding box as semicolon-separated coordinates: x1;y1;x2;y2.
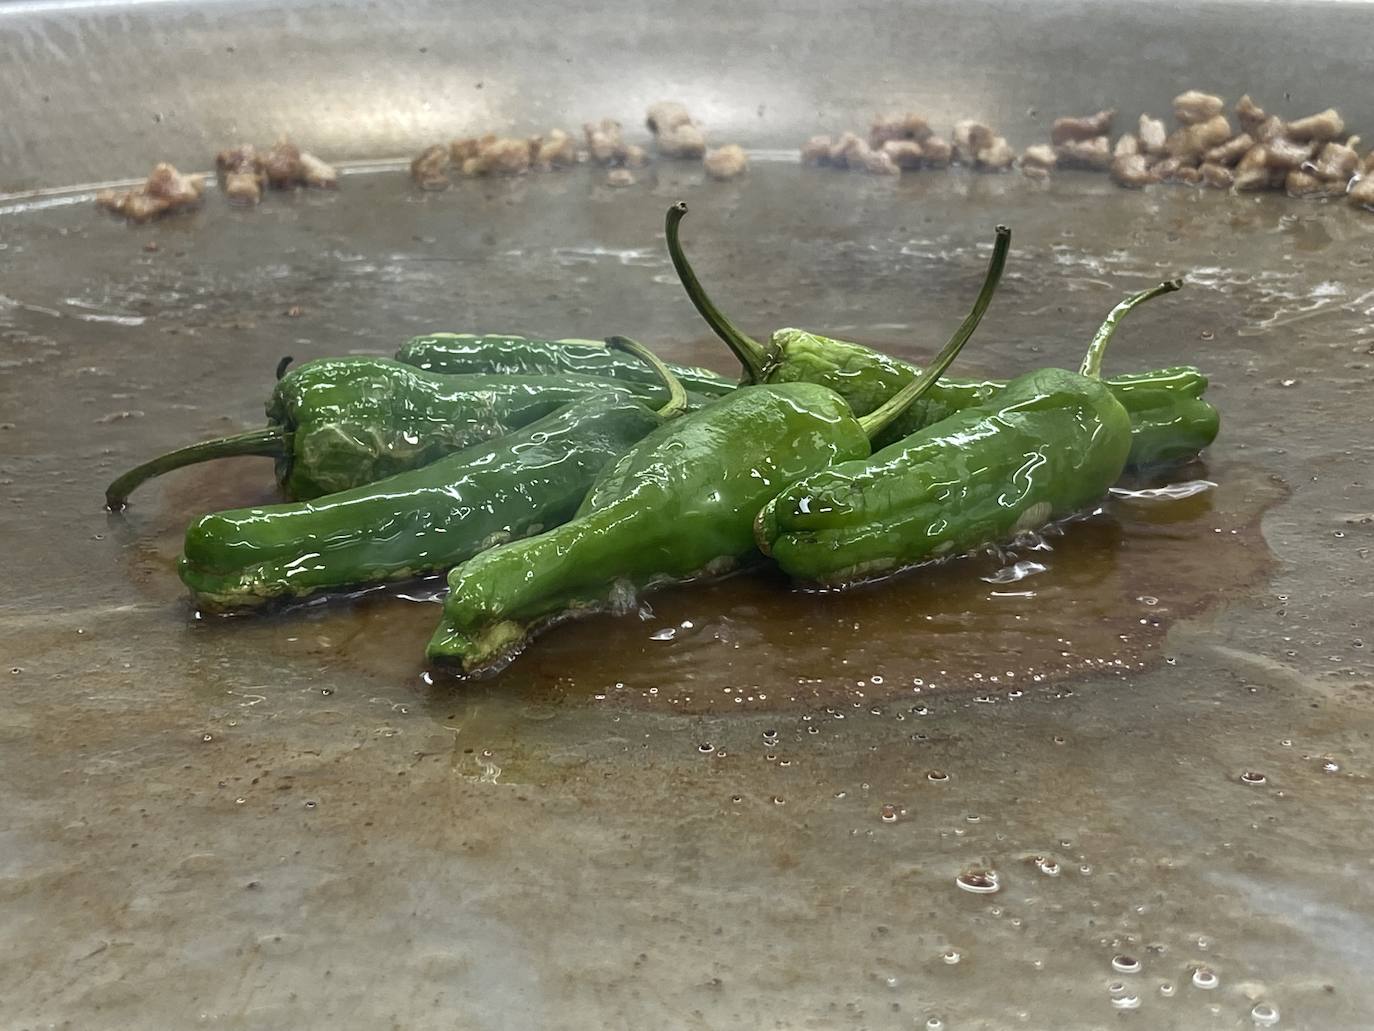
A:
425;226;1013;673
665;202;1218;469
755;290;1142;586
396;332;736;396
178;339;686;610
106;357;694;508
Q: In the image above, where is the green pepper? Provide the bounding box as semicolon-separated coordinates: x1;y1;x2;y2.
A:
754;281;1153;586
106;357;695;509
178;338;687;611
425;223;1012;673
396;333;736;396
665;202;1218;468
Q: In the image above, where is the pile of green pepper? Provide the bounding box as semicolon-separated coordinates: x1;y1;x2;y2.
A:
108;203;1221;676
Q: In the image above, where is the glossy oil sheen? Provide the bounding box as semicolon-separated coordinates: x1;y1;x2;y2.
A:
396;332;738;395
766;328;1218;468
428;383;870;670
761;368;1132;584
180;393;665;609
267;357;661;498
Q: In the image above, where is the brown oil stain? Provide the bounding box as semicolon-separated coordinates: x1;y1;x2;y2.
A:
129;455;1285;714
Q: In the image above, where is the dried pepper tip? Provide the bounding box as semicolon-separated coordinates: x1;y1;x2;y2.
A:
1079;278;1185;380
104;426;288;511
275;355;295;380
604;336;688;418
663;201;770;383
858;225;1012;440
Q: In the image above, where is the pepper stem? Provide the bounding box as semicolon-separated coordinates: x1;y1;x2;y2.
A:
858;225;1012;440
664;202;770;383
104;427;288;511
1079;279;1184;379
605;336;688;418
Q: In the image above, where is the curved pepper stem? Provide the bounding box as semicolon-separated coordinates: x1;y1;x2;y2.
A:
858;225;1012;440
604;336;688;418
104;427;288;511
1079;279;1184;380
663;202;770;383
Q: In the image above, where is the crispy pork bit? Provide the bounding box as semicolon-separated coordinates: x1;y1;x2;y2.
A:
1138;115;1168;156
1310;141;1360;182
1204;134;1254;167
463;137;532;177
1166;115;1232;161
96;163;206;223
920;137;953;168
870;112;933;148
1174;167;1202;186
411;144;451;190
801;135;833;166
451;137;483;164
646;102;694;135
1285;169;1345;198
216;145;265;205
584;120;624;164
976;136;1016;172
1056;136;1111;171
1349;177;1374;211
1263;136;1316;170
656;121;707;159
1151;156;1187;181
953;121;996;162
881;140;924;170
1199;162;1235;189
606;168;636;188
1113;134;1140;158
619;143;650;169
1110;154;1158;189
704;144;748;181
1173;91;1224;126
1287;108;1344;143
298;152;338;189
262;139;302;189
1233;145;1281;191
828;132;869;169
862;147;901;176
1235;95;1269;136
1021;143;1057;180
1051;109;1115;145
534;129;578;170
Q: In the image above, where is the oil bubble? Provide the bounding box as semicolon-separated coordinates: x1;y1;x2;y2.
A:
1111;994;1141;1010
956;870;1000;894
926;1019;945;1030
1159;982;1175;997
880;804;898;823
1240;771;1267;785
1032;856;1061;877
1191;968;1219;990
697;743;714;753
941;949;961;965
1251;1002;1280;1026
1112;955;1141;973
927;770;949;783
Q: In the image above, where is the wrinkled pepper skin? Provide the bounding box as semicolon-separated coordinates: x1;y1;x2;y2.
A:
106;357;685;508
396;333;737;396
664;202;1217;469
425;384;871;672
763;329;1218;468
756;376;1133;586
179;392;670;610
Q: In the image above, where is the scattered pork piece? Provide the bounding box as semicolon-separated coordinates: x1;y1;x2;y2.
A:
1165;115;1232;161
463;137;532;177
975;136;1016;172
646;102;694;135
862;147;901;176
298;152;338;189
1349;177;1374;210
1174;167;1202;186
1109;154;1157;189
1364;150;1374;175
921;137;953;168
881;140;924;170
1056;136;1111;171
1199;162;1234;189
96;163;206;223
1204;134;1254;167
1285;169;1345;198
1286;108;1344;143
534;129;578;170
1113;134;1140;158
1020;144;1057;180
800;135;832;166
704;144;748;181
953;121;996;162
605;168;636;188
1310;141;1360;182
1263;136;1316;171
451;137;483;163
1051;109;1115;145
870;112;933;148
828;132;869;169
1173;91;1224;126
411;144;451;190
262;139;302;189
1233;145;1282;191
584;120;625;164
1138;115;1168;156
216;144;265;205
